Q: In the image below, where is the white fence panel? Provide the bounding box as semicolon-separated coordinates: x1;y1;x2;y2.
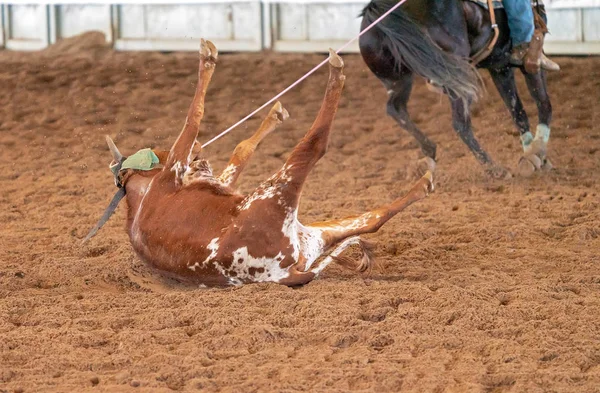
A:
0;5;4;49
3;4;49;50
545;7;600;54
54;5;112;43
269;1;600;55
271;2;363;52
114;3;262;51
0;1;599;54
583;8;600;40
116;5;144;40
545;0;600;8
547;9;583;42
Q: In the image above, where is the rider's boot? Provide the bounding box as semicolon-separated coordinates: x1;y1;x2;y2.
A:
510;10;560;73
510;41;560;73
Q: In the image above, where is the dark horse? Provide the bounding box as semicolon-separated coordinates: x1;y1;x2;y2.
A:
359;0;553;178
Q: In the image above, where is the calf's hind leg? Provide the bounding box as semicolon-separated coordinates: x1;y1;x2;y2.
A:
299;172;434;273
240;49;345;212
276;170;431;286
276;49;346;209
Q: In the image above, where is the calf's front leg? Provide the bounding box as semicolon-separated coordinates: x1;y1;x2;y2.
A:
165;39;218;174
218;102;289;187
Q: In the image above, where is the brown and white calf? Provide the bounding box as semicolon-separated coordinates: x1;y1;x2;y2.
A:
94;39;434;286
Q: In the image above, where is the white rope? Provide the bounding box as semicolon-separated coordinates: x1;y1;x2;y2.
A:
201;0;408;148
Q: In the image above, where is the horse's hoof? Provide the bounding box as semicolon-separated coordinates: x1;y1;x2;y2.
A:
407;157;436;180
517;158;536;177
518;154;542;177
485;165;512;180
517;154;542;177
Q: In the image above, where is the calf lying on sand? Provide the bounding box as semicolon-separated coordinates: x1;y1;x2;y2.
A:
88;39;434;286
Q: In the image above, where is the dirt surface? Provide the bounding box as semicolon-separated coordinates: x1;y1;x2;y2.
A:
1;32;599;392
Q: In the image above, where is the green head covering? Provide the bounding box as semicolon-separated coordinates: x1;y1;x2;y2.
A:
121;148;160;171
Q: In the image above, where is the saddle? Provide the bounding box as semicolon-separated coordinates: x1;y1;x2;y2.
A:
465;0;549;72
467;0;500;65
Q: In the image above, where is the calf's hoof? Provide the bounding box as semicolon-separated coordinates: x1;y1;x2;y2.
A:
422;170;435;194
328;48;344;69
407;157;436;180
272;101;290;122
200;39;218;62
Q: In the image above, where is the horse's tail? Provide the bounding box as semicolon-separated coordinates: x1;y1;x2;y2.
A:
360;0;482;104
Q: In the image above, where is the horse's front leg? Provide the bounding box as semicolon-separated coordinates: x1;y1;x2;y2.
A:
450;97;512;179
517;70;553;176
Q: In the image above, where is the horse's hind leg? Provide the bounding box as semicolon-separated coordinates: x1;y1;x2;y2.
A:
297;172;434;273
218;102;289;187
517;70;553;176
450;97;511;179
385;72;437;177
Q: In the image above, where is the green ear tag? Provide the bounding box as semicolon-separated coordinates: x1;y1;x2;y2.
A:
121;148;160;171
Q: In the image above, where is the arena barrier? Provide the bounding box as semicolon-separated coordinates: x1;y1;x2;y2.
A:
1;1;599;54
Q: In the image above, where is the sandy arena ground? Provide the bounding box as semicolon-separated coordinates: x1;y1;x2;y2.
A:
1;33;599;392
